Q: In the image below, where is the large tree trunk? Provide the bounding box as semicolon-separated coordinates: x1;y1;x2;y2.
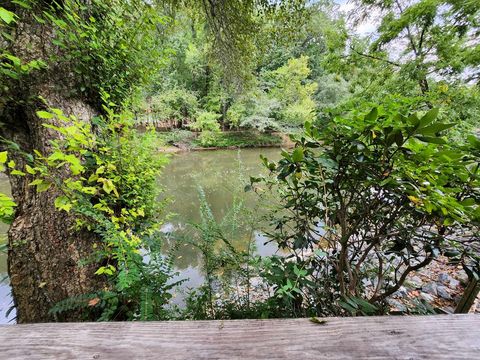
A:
0;6;106;323
4;92;105;323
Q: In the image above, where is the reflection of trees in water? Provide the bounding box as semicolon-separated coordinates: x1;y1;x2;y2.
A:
160;148;278;190
158;148;281;271
162;226;202;270
162;220;262;271
162;221;279;274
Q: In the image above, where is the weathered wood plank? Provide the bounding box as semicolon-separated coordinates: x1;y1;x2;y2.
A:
0;315;479;359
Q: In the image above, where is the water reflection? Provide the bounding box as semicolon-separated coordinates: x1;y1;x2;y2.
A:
158;148;281;304
0;176;15;323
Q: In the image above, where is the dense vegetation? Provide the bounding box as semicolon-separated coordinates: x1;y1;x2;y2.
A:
0;0;478;322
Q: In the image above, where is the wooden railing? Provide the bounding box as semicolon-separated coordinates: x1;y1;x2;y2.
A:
1;314;478;359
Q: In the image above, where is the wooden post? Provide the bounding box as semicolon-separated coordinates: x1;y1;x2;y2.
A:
455;278;480;313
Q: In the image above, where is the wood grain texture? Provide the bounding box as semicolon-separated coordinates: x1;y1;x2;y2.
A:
0;315;479;359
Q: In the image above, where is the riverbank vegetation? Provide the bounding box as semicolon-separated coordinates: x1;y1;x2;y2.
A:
0;0;479;323
157;130;284;150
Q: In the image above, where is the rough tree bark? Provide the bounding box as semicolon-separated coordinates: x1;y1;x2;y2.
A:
0;6;106;323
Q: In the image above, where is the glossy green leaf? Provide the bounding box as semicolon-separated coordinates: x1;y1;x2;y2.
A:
0;7;15;24
36;111;54;119
419;108;439;128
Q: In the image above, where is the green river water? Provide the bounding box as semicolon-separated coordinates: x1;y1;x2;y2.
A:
0;147;281;323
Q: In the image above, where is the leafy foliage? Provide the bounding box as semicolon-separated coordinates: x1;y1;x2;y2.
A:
0;3;46;111
0;151;16;224
44;0;172;107
252;103;480;316
189;111;222;146
364;0;480;86
268;56;318;126
178;176;268;320
20;100;181;320
2;0;480;322
139;89;199;125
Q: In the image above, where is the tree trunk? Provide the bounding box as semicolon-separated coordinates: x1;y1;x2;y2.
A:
0;6;106;323
4;93;106;323
419;77;430;95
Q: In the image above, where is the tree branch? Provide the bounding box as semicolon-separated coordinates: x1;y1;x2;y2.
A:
349;46;401;67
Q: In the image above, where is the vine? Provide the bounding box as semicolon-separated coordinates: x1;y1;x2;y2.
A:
6;97;180;320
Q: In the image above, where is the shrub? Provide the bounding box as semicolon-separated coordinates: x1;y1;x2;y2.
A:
252;104;480;316
189;111;222;146
158;129;196;146
239;94;282;132
23;101;180;320
148;88;199;123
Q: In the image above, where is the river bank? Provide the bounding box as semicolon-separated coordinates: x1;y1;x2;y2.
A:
156;130;294;153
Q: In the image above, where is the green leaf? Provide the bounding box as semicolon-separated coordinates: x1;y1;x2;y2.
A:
80;187;97;195
407;113;420;128
419;108;439;128
36;181;52;192
102;179;115;194
304;121;312;135
0;192;16;223
338;300;356;314
292;147;304;162
5;54;21;66
365;108;378;121
64;154;84;175
1;68;19;79
12;1;32;9
25;165;36;175
0;151;7;164
95;267;106;275
50;108;63;116
467;135;480;149
36;111;54;119
0;7;15;24
352;296;378;314
29;179;51;192
10;170;25;176
286;278;293;289
416;136;447;144
29;179;43;186
417;122;455;136
54;196;73;212
309;317;327;325
386;130;404;147
293;265;302;277
47;151;65;162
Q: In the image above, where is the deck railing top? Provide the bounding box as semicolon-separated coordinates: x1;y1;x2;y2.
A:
1;314;479;359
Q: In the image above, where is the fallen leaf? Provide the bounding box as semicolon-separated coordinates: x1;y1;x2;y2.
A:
88;297;100;307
